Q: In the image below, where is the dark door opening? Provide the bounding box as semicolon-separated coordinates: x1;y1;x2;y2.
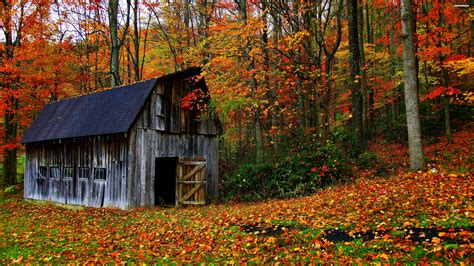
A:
155;157;178;206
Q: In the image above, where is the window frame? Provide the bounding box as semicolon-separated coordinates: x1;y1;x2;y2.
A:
78;167;90;180
63;167;74;180
37;166;47;179
49;166;60;179
156;94;166;118
94;167;107;181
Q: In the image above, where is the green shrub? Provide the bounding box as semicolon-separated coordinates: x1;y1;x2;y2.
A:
358;151;380;169
221;141;351;202
380;118;408;144
4;185;21;195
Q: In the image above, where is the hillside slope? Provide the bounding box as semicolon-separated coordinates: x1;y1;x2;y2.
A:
1;130;472;263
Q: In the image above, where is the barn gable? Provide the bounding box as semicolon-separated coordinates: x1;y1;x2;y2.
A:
21;67;206;144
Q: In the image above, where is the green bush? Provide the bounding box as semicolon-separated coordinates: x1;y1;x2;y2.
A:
221;141;351;202
358;151;380;169
380;118;408;144
4;184;21;195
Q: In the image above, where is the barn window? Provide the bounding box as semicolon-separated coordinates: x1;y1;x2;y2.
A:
63;167;73;180
79;167;89;180
38;166;47;178
156;95;166;117
50;166;60;179
94;168;106;181
155;94;167;131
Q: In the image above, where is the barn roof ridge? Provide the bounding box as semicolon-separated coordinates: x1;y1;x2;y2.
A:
52;77;159;104
21;67;202;144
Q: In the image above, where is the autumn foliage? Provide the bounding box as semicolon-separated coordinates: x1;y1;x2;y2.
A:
0;0;473;262
1;0;473;169
0;130;472;263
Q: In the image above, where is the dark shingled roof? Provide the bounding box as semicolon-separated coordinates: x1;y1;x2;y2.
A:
22;67;201;144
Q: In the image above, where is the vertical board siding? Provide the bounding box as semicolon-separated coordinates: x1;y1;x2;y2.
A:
24;75;218;210
126;79;218;208
128;129;218;208
24;135;129;209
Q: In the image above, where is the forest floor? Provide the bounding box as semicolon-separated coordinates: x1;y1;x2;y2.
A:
0;129;472;264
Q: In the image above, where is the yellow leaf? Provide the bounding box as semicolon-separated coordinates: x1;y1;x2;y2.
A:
12;256;23;263
378;253;389;260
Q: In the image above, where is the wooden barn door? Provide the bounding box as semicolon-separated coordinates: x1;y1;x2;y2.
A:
176;158;206;206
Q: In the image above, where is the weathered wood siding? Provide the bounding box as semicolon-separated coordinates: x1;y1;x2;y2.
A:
128;79;219;208
24;135;130;209
23;75;219;209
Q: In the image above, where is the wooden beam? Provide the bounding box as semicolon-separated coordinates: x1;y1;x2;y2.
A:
182;201;205;205
176;162;182;207
180;183;203;202
180;164;205;181
179;180;206;184
181;161;206;166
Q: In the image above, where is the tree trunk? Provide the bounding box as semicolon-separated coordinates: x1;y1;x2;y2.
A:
109;0;121;87
1;0;22;186
198;0;213;65
401;0;424;170
133;0;140;81
366;2;375;139
237;108;243;162
237;0;263;162
365;2;373;43
262;1;278;155
271;6;280;155
437;2;452;143
108;0;130;86
3;103;18;186
347;0;364;150
293;1;306;133
443;96;452;143
358;0;369;141
389;4;397;130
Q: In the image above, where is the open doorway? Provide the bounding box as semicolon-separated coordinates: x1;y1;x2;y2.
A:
155;157;178;206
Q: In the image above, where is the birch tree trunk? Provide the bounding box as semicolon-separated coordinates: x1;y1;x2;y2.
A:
401;0;424;170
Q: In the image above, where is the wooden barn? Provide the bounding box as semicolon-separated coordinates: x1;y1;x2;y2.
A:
21;67;220;209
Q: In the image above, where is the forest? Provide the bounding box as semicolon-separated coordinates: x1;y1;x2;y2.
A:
0;0;473;263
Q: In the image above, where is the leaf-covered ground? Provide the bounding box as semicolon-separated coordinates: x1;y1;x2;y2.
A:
1;130;473;264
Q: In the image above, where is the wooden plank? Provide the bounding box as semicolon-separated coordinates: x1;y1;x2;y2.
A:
198;167;205;202
180;183;203;202
180;164;205;181
176;162;182;207
24;76;219;209
182;201;205;205
181;157;206;162
170;81;180;133
181;161;206;166
179;180;206;184
23;135;128;208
